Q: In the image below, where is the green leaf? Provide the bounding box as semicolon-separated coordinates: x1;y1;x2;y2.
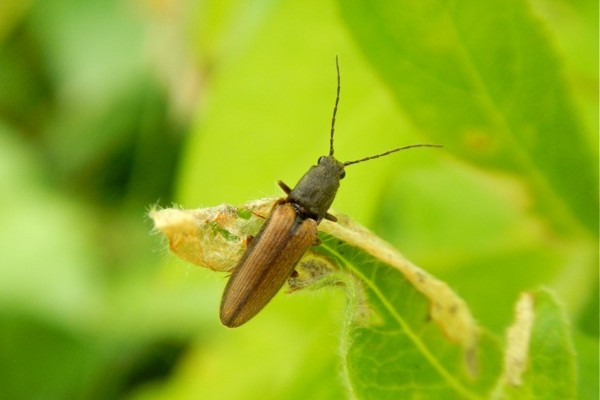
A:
152;200;505;398
574;331;599;400
494;289;576;399
338;0;598;236
316;232;503;399
151;201;581;399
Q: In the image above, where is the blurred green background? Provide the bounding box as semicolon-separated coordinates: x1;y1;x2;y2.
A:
0;0;597;399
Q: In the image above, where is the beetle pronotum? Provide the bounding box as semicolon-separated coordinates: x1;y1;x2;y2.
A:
219;58;442;327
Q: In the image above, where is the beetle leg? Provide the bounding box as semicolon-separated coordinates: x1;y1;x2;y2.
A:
250;198;285;219
324;212;337;222
278;180;292;194
244;235;255;246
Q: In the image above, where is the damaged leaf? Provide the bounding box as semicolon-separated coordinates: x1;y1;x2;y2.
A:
151;199;511;398
494;289;576;399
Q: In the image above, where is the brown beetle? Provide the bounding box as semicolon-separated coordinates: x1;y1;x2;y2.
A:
219;58;441;327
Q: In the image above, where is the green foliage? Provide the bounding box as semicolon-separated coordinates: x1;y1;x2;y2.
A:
334;1;597;397
317;233;503;399
0;0;596;398
339;0;597;235
152;201;579;399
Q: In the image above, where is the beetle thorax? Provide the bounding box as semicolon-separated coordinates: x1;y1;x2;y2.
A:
288;156;345;221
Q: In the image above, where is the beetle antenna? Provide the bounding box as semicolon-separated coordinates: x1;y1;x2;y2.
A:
343;144;443;166
329;56;341;156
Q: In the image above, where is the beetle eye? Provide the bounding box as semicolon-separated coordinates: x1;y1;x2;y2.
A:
318;156;325;164
340;170;346;179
